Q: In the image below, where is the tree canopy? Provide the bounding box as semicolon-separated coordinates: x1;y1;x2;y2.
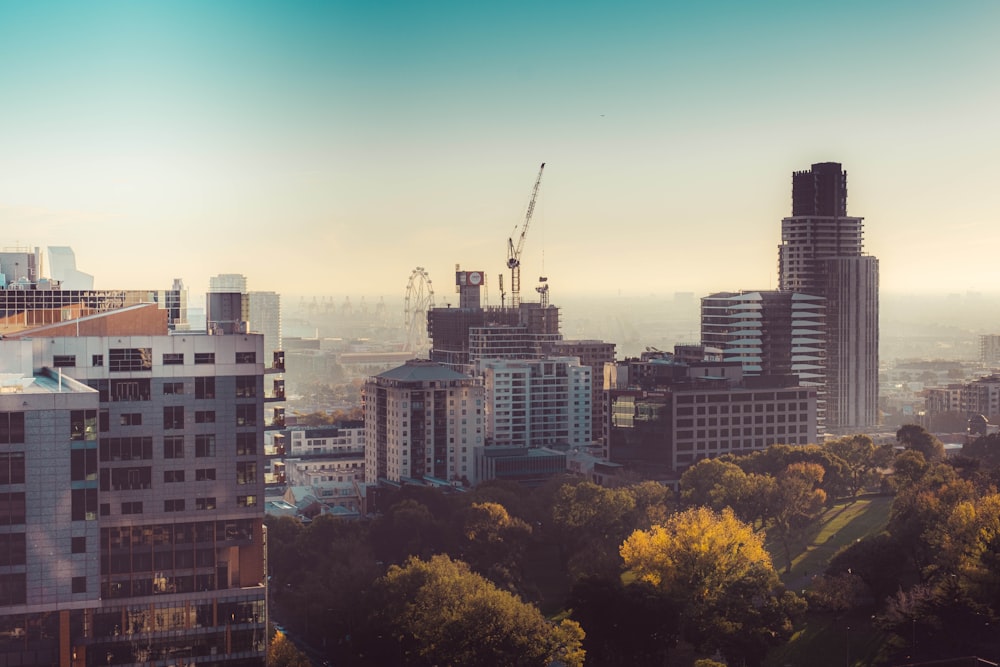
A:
621;506;802;666
370;554;585;667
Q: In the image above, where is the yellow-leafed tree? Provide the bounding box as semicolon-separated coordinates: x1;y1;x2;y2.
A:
621;506;803;667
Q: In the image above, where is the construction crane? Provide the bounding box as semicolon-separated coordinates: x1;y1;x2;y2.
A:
506;162;545;309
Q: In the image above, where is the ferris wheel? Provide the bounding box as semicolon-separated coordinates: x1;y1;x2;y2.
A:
404;267;435;354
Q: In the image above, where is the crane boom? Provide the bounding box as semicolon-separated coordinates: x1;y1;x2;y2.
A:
506;162;545;308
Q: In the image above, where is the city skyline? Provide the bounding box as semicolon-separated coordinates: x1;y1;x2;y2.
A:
0;1;997;298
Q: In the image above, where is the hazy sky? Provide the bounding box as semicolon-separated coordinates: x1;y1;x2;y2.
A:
0;1;997;301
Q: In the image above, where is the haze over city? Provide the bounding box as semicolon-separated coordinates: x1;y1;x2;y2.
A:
0;1;997;299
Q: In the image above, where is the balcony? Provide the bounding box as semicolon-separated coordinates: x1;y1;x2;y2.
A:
266;350;285;374
265;379;286;402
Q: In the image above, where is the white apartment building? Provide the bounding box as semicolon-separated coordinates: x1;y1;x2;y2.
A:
364;360;484;486
482;356;592;449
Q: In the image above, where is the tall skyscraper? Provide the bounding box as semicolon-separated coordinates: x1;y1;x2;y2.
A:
779;162;879;432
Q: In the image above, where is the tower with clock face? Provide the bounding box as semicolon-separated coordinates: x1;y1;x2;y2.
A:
456;270;485;309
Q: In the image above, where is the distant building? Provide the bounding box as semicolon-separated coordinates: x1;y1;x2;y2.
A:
364;359;484;486
248;291;282;360
981;334;1000;367
46;246;95;289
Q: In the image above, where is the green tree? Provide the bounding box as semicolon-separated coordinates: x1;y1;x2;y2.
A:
621;507;803;666
823;434;883;497
897;424;946;462
369;554;585;666
458;501;533;592
769;462;828;573
551;481;636;579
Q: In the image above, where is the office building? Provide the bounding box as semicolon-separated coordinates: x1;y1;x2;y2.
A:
604;347;817;475
0;303;276;666
778;162;879;432
364;359;484;486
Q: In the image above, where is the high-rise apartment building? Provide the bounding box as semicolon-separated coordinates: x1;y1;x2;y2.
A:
0;304;274;666
481;357;592;449
364;360;484;486
701;291;826;424
779;162;879;432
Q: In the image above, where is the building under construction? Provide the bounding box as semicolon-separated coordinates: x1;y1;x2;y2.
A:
427;270;561;373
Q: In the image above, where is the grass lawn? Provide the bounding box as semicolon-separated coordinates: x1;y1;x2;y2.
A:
767;495;893;590
764;495;895;667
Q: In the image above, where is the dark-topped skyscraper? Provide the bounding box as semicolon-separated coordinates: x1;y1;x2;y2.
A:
779;162;879;433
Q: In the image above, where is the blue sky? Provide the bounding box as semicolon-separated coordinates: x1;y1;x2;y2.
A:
0;1;997;299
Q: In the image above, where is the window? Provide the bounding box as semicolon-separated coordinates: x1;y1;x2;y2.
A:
121;501;143;515
0;491;25;526
119;413;142;426
236;351;255;364
195;497;216;511
53;355;76;367
162;353;184;365
92;354;104;367
70;450;97;482
109;348;152;372
195;411;215;423
71;536;86;554
101;466;153;491
237;495;257;507
164;499;185;512
163;436;184;459
0;534;25;566
195;377;215;399
236;433;257;456
70;410;97;440
72;576;87;594
0;413;25;444
194;353;215;365
0;573;26;606
195;468;216;481
100;437;153;462
110;379;151;401
236;462;257;485
163;382;184;395
235;376;256;398
71;489;97;521
0;454;25;485
164;470;185;483
236;405;256;427
164;406;184;430
195;435;216;458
